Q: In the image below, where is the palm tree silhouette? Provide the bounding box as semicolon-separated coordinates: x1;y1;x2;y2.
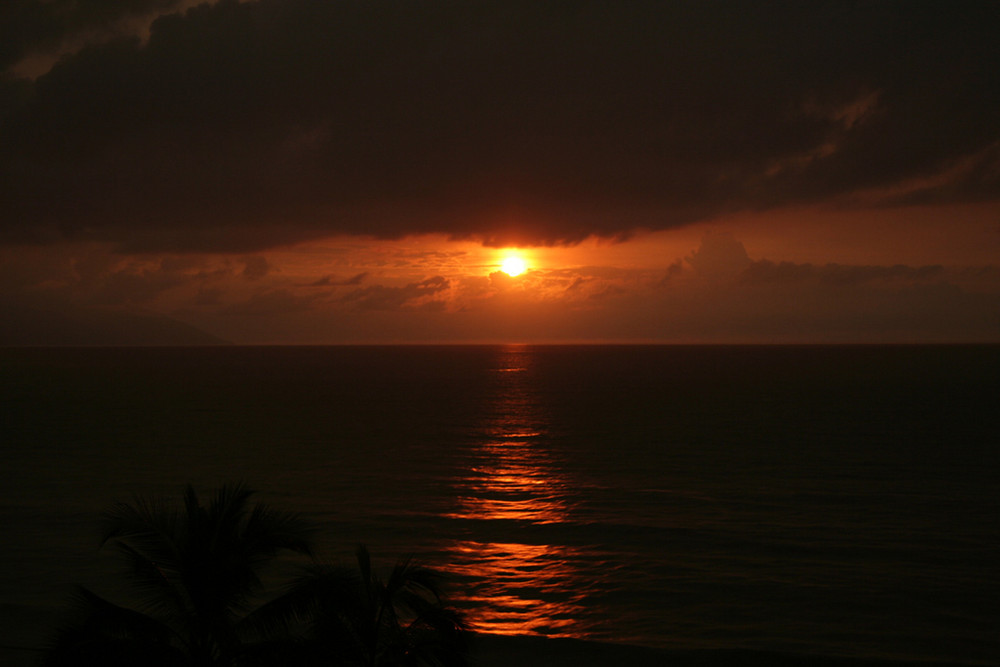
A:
44;483;315;667
266;545;468;667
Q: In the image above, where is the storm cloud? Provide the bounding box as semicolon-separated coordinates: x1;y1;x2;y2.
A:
2;0;998;251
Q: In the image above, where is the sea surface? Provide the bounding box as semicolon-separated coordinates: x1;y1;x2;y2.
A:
1;345;998;665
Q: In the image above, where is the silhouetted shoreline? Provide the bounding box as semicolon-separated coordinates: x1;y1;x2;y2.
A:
1;632;986;667
470;634;988;667
1;637;989;667
1;598;989;666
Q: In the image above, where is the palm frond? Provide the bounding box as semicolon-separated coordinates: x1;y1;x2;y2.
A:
48;486;468;667
236;562;356;641
50;483;323;667
243;502;316;559
115;541;193;621
67;586;177;641
44;586;188;667
101;494;182;567
388;557;446;604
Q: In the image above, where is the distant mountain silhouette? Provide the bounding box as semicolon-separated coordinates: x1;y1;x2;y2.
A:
0;304;229;346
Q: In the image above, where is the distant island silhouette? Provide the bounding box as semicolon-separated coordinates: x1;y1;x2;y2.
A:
0;305;229;346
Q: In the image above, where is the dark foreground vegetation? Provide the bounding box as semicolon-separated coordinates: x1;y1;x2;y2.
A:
43;483;467;667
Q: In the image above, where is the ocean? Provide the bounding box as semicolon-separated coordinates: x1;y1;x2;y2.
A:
1;345;998;665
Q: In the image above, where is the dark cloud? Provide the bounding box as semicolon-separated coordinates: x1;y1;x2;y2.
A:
741;260;946;286
0;0;186;72
94;262;188;304
305;272;368;287
342;276;450;311
194;285;222;306
2;0;999;251
686;232;752;278
240;255;271;280
224;287;324;317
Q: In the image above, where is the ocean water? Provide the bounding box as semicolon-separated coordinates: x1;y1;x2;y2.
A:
1;345;998;664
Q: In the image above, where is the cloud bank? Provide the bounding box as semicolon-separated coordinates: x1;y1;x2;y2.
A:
2;0;998;251
4;232;996;345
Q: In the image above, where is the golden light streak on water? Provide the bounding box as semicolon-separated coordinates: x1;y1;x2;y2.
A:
446;345;588;636
446;541;589;637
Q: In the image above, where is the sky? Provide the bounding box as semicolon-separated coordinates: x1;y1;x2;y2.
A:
2;0;999;344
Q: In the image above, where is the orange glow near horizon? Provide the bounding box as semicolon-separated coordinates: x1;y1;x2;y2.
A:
260;232;697;289
73;208;1000;345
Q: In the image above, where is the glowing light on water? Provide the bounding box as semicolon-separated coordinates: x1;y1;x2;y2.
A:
444;346;591;637
446;541;589;637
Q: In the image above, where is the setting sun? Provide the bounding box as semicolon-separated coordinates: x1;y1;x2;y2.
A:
500;255;527;276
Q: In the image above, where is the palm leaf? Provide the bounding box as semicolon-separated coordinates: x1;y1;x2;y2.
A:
47;483;320;667
44;586;187;667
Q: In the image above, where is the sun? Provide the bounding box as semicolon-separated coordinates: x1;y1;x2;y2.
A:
500;255;527;276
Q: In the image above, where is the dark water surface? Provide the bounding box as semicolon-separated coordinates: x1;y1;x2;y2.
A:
1;345;998;664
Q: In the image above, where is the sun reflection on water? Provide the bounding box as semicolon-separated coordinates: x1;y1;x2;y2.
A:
445;346;590;638
447;541;590;637
447;435;571;525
